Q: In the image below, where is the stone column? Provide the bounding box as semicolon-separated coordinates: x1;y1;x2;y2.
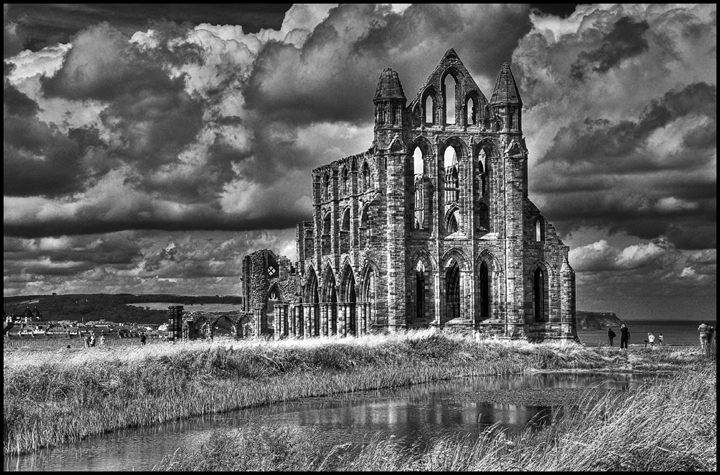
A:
253;306;263;338
359;302;366;336
338;303;347;337
273;309;280;340
304;305;311;338
308;304;316;337
320;304;328;337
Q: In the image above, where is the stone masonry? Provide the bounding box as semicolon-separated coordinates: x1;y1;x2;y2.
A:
242;49;578;342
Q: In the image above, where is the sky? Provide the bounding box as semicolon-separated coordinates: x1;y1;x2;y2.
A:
3;4;716;321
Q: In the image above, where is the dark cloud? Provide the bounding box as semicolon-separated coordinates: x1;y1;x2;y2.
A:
571;17;650;81
5;4;292;52
246;4;533;126
538;82;716;172
3;83;93;197
40;23;204;173
3;5;24;58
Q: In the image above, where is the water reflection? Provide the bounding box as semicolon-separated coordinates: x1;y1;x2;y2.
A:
5;372;662;472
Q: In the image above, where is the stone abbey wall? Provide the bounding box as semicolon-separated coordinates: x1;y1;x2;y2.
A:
242;49;577;342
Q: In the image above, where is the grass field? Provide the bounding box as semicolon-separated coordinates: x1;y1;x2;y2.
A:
4;329;715;464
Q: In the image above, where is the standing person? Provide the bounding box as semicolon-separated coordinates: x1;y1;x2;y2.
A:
89;332;96;347
648;332;655;348
608;327;616;346
705;326;715;357
619;323;630;349
84;334;91;348
140;333;146;345
698;321;709;351
658;333;663;346
100;334;106;346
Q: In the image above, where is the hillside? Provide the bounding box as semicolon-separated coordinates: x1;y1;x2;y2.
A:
576;311;624;330
3;294;243;325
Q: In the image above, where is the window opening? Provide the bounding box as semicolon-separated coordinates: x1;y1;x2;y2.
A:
444;74;456;125
362;162;371;191
445;261;460;321
534;267;546;322
424;94;435;125
479;262;489;321
416;261;426;320
535;218;544;242
444;146;459;204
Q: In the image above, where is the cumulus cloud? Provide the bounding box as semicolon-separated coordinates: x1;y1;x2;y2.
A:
515;4;716;251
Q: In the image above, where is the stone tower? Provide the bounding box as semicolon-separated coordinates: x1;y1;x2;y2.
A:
244;49;577;342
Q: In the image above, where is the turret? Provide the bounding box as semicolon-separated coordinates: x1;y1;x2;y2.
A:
373;68;406;134
490;63;522;134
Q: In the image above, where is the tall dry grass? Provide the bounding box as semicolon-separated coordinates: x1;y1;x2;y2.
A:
152;365;716;471
3;329;708;456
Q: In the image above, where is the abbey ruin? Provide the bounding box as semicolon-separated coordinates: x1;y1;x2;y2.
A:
242;49;578;342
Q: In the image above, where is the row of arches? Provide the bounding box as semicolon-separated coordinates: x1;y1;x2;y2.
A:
409;249;553;325
258;262;378;338
322;160;375;200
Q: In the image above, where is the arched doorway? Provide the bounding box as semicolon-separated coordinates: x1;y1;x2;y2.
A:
479;261;490;322
445;260;461;321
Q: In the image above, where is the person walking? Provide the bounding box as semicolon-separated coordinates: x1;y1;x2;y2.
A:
619;323;630;349
608;327;616;346
89;332;96;347
658;333;663;346
83;334;91;348
100;334;106;346
140;333;147;345
648;332;655;348
698;321;709;351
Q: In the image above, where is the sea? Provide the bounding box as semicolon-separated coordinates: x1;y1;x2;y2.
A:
577;319;717;348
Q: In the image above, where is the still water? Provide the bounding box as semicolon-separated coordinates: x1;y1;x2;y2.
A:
5;372;661;472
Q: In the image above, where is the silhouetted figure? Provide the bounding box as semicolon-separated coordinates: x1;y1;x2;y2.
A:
608;327;616;346
619;324;630;349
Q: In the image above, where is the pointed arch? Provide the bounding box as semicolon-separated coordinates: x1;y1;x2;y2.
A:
361;160;372;192
408;250;436;324
535;217;545;242
532;263;549;323
465;90;482;126
339;261;358;336
422;86;439;125
341;166;349;195
389;135;405;153
445;206;460;234
442;69;458;125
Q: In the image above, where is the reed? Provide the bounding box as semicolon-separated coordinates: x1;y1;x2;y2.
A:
151;365;716;471
3;329;707;455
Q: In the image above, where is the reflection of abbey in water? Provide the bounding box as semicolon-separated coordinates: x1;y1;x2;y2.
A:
242;49;577;342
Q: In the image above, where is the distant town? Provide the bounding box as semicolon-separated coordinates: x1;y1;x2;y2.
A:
3;293;245;341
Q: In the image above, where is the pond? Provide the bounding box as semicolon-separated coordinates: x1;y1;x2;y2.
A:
5;371;662;472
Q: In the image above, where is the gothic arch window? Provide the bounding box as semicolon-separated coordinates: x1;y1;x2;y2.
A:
323;173;331;200
479;261;490;321
477;148;487;197
534;267;547;322
322;212;332;254
466;93;480;126
447;209;459;234
424;93;435;125
342;167;349;195
413;147;426;230
360;204;373;244
443;73;457;125
341;208;350;231
415;261;426;321
477;203;489;231
445;260;461;322
444;146;459;204
535;218;545;242
362;162;371;191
